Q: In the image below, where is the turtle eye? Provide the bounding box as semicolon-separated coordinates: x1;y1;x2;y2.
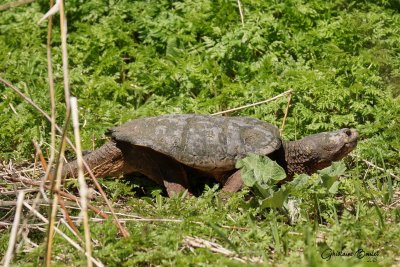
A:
342;128;351;137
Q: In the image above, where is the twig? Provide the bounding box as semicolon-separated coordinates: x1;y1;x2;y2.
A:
57;196;80;235
0;221;47;227
81;162;130;237
184;236;235;256
58;0;71;110
38;0;59;24
0;77;129;236
24;202;105;267
351;154;399;180
0;0;34;11
46;108;71;267
280;90;292;134
8;103;17;115
1;189;39;195
2;191;25;267
81;217;249;230
0;199;48;207
32;141;49;201
184;236;262;263
85;217;184;223
59;218;84;244
211;89;293;116
43;0;57;201
32;141;48;176
46;6;73;264
237;0;244;26
70;96;93;267
0;78;55;127
3;175;109;219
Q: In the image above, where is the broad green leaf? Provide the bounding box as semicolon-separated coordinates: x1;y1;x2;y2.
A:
260;187;290;209
253;181;273;199
321;174;337;190
236;154;287;188
237;155;289;205
288;173;310;189
319;162;346;190
236;156;257;187
328;181;340;194
318;161;347;177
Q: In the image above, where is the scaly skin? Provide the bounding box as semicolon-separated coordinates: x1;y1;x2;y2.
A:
61;141;125;179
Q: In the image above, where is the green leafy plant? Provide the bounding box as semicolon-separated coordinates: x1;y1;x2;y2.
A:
236;154;288;208
237;154;348;209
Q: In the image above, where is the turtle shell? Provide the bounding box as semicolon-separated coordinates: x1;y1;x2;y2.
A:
108;114;282;172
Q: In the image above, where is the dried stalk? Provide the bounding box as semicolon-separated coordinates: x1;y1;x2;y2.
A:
44;4;73;263
0;199;47;207
31;141;50;202
59;218;84;244
0;78;54;125
1;189;39;195
0;0;34;11
0;77;129;237
59;0;71;111
280;90;292;134
184;236;262;263
46;6;71;265
78;217;249;230
70;97;93;267
32;141;48;173
24;202;104;267
351;153;399;180
58;196;80;235
43;0;57;198
34;140;79;234
37;0;59;25
0;221;46;227
211;89;293;116
3;175;109;219
46;109;71;267
2;191;25;267
237;0;244;26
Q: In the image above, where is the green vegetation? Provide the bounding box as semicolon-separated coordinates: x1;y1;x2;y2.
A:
0;0;399;266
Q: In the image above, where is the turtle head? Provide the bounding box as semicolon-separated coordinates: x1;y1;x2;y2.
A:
283;128;358;179
305;128;359;170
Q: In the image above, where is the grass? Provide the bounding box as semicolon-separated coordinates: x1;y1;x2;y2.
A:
0;0;399;266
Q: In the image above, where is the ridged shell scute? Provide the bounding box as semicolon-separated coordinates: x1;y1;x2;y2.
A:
108;114;281;172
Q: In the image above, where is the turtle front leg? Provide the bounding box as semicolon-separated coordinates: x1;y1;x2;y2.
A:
221;170;243;193
120;143;191;197
160;162;191;197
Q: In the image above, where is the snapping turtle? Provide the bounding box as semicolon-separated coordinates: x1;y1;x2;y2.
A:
62;114;358;196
